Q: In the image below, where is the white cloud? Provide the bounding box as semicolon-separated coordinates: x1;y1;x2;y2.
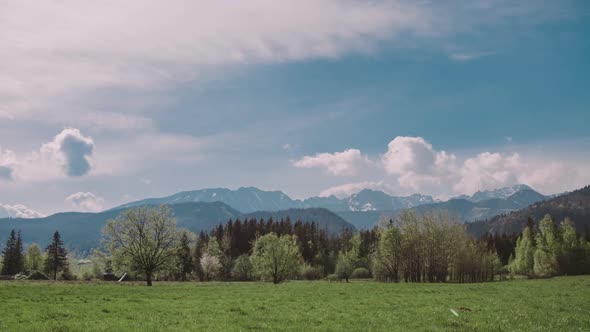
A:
302;136;590;198
0;146;16;180
293;149;370;176
3;128;95;181
382;136;456;176
0;204;44;218
0;0;434;122
449;52;493;61
41;128;95;177
319;181;391;198
65;192;105;212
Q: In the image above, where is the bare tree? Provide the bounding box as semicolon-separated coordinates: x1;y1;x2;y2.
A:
103;206;179;286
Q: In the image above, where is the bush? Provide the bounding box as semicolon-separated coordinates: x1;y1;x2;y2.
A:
335;252;354;282
350;267;371;279
326;274;342;283
231;255;253;281
27;270;50;280
300;265;322;280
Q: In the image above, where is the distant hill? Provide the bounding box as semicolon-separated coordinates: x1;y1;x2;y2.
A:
112;187;301;213
468;185;590;236
111;187;436;213
451;184;543;202
416;188;549;223
334;188;549;230
0;202;354;252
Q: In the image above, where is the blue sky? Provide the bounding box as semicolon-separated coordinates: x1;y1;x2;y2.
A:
0;1;589;216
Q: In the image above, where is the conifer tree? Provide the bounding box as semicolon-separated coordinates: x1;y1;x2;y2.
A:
193;231;207;281
44;231;69;280
1;230;24;275
176;232;194;281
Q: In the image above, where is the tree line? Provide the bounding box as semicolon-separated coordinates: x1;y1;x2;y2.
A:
99;207;509;285
1;230;69;280
3;206;589;286
509;215;590;277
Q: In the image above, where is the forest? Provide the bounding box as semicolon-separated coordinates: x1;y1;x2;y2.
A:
2;206;590;285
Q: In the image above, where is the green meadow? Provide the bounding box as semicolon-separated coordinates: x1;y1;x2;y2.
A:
1;276;589;331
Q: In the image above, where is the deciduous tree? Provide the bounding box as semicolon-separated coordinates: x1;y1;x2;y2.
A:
251;233;301;284
103;206;180;286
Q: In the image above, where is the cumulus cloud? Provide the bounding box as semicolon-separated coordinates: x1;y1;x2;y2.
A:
303;136;590;198
382;136;456;176
454;152;520;194
0;204;44;218
293;149;370;176
41;128;95;176
1;128;95;181
65;192;105;212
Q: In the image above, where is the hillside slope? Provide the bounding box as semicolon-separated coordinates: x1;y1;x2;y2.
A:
110;187;436;213
468;185;590;236
0;203;354;252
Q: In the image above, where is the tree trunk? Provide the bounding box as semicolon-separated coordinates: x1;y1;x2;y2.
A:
146;271;153;286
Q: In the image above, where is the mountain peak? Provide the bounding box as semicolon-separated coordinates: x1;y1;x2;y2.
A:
463;184;537;202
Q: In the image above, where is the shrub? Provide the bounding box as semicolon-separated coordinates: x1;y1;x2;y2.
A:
335;252;354;282
300;265;322;280
350;267;371;279
326;274;341;283
231;255;253;281
27;270;50;280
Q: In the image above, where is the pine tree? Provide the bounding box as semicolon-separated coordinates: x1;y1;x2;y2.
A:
44;231;69;280
1;230;24;275
176;232;194;281
193;231;207;281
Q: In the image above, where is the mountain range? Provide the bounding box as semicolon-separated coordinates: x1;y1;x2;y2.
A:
111;187;438;213
468;185;590;236
0;202;354;252
334;187;550;229
1;183;563;251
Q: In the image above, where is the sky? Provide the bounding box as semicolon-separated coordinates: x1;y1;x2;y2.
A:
0;0;589;216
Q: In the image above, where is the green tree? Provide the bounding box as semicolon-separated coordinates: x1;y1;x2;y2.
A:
24;243;43;271
251;233;301;284
533;235;557;277
200;253;220;281
44;231;69;280
193;232;207;281
1;230;24;275
231;254;253;281
103;206;180;286
335;250;355;282
510;226;535;277
374;227;402;282
533;215;559;277
176;231;194;281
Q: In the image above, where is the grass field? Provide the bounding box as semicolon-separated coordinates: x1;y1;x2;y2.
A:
1;276;589;331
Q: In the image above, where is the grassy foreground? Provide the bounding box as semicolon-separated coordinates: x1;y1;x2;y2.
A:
1;277;589;331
